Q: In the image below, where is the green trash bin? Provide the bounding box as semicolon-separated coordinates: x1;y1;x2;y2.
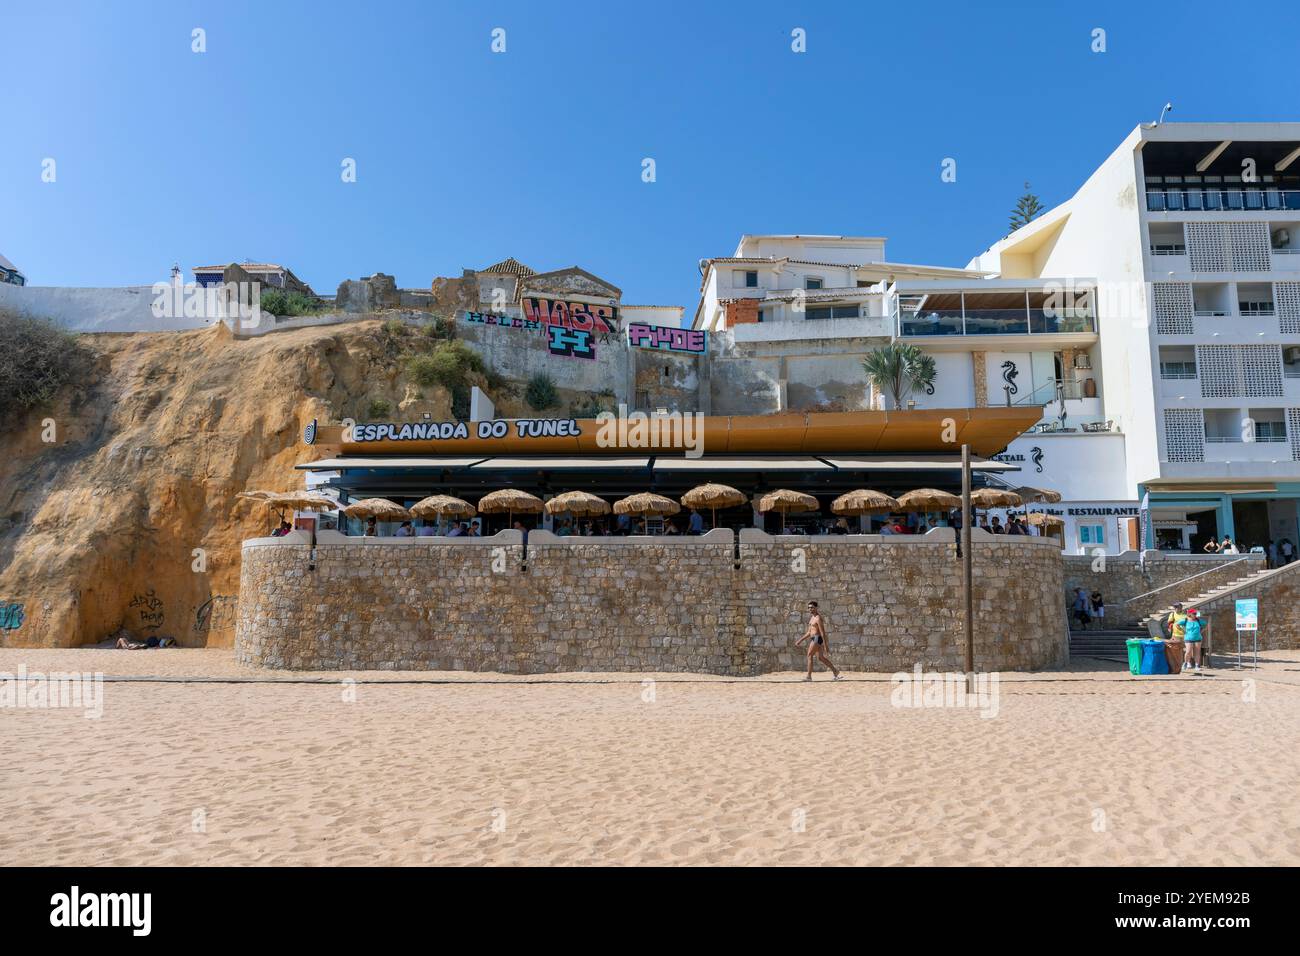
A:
1126;638;1143;676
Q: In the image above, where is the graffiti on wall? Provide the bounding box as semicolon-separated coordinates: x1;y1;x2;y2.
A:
129;590;164;630
546;324;596;359
626;322;707;355
522;297;619;334
194;595;238;635
464;306;607;360
0;602;23;630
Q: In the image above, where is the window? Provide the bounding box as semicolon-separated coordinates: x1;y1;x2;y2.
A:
1078;524;1105;546
745;271;758;288
733;270;759;288
1254;420;1287;441
804;305;860;321
805;278;823;290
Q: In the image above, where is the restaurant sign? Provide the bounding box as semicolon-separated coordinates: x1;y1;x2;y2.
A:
351;419;581;442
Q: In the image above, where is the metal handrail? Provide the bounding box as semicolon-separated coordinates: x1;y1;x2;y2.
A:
1119;554;1255;606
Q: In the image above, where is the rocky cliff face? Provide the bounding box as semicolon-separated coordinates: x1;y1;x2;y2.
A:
0;319;457;649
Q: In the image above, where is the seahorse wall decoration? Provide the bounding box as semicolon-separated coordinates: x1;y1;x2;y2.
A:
1000;360;1019;396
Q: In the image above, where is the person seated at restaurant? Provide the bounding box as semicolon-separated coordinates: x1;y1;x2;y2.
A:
1220;536;1239;554
688;509;704;535
978;517;992;534
271;520;293;537
447;522;464;537
616;514;631;535
364;517;378;537
512;519;529;544
417;520;437;536
1007;517;1025;536
665;521;680;536
1202;537;1220;553
989;516;1005;534
833;517;850;535
395;521;414;538
467;522;481;537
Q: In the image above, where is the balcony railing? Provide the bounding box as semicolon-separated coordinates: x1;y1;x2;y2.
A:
1239;303;1276;316
1149;244;1187;255
897;307;1095;337
1160;363;1198;379
1146;187;1300;212
1206;434;1288;443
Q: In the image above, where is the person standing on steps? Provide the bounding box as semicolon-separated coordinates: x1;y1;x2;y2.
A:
795;601;842;682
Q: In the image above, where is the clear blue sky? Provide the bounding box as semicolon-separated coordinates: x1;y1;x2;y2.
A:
3;0;1298;318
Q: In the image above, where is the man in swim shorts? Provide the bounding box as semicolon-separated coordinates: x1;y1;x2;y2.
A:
795;601;842;682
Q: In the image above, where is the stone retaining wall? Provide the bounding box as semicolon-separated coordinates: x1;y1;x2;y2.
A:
235;528;1065;674
1062;552;1265;624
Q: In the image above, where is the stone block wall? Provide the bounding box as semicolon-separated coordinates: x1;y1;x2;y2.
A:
1197;563;1300;654
1062;552;1265;625
235;529;1065;674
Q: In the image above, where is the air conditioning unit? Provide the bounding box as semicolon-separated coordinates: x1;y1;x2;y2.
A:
1073;354;1092;369
1284;346;1300;364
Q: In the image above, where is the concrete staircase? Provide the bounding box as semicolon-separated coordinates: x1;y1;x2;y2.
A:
1069;627;1145;660
1141;563;1291;631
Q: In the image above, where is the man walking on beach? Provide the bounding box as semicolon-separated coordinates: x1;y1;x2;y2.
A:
795;601;842;681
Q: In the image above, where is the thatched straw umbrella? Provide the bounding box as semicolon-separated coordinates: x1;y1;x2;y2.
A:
680;483;748;529
1010;486;1062;526
1017;486;1063;504
757;489;818;534
613;493;682;533
342;498;411;521
266;491;338;511
545;491;610;517
830;489;899;515
1025;512;1065;538
410;494;475;521
896;488;962;512
477;488;544;529
545;491;610;533
970;488;1022;509
895;487;962;533
240;490;335;533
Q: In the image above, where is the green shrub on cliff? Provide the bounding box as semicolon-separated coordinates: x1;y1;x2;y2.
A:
259;289;323;317
525;373;559;411
406;341;484;392
0;311;94;420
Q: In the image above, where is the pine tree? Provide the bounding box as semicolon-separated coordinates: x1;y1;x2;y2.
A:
1009;182;1044;232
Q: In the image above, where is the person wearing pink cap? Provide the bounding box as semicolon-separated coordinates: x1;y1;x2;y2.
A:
1182;607;1205;674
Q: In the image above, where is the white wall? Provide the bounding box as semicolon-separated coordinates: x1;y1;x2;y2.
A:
0;283;218;333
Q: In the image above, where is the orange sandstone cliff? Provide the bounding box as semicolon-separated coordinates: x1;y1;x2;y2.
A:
0;319;456;649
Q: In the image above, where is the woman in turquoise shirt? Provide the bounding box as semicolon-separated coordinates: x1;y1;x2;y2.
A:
1182;608;1205;674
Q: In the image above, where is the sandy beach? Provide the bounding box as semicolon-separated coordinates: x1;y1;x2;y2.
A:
2;648;1298;866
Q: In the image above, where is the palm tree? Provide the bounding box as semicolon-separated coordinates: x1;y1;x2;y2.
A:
862;343;937;410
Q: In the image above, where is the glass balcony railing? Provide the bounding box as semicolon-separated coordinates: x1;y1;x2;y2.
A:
898;307;1096;337
898;309;964;336
1146;187;1300;212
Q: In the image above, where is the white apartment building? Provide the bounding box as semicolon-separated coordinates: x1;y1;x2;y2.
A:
694;235;1133;553
969;122;1300;554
